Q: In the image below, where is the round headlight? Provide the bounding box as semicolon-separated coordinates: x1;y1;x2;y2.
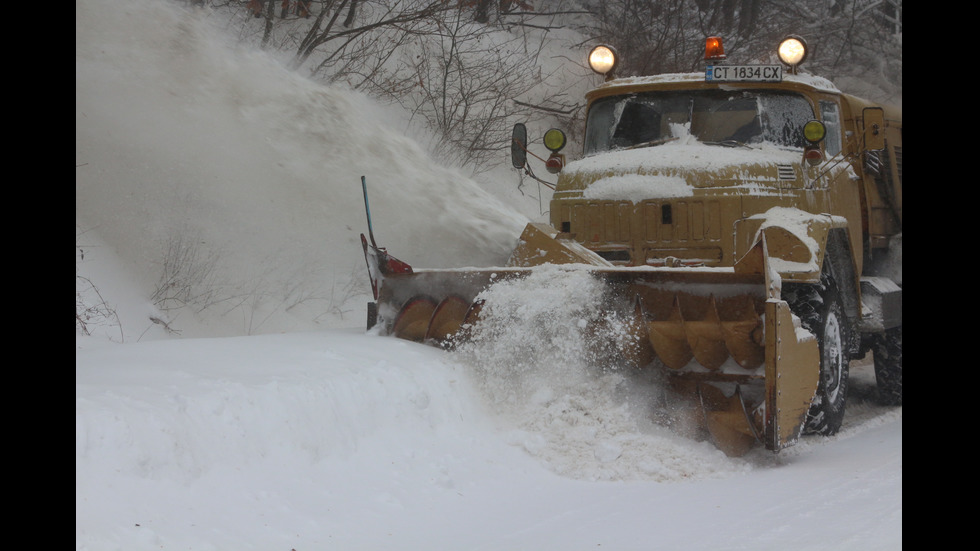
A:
588;45;618;76
803;120;826;143
778;36;808;67
543;128;567;152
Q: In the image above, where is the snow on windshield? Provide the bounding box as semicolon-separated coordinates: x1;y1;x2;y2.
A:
584;90;814;155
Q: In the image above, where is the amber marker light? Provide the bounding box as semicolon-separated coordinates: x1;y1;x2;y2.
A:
543;128;567;153
705;36;726;61
803;119;825;165
543;129;567;173
803;120;826;143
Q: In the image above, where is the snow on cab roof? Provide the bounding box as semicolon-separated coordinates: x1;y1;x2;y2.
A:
596;72;841;94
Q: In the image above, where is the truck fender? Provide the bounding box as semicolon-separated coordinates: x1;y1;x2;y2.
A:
736;209;860;330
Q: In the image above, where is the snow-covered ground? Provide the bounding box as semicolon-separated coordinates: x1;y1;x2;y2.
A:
76;328;901;551
76;1;902;549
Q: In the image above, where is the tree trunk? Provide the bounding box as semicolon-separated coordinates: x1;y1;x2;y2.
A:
474;0;493;23
343;0;359;27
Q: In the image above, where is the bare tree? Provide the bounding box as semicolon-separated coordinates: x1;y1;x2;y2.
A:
76;229;124;341
76;273;123;341
755;0;902;102
234;2;581;172
578;0;901;103
151;232;223;314
289;1;453;71
404;7;550;170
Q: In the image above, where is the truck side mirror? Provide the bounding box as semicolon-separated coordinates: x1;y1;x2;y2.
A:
862;107;885;151
512;123;528;169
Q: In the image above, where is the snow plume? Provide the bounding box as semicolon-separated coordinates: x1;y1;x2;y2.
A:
76;0;527;338
453;265;751;482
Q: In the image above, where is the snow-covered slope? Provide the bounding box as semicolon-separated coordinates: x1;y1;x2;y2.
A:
76;0;533;339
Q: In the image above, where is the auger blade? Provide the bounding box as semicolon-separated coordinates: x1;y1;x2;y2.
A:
447;298;485;345
703;387;762;457
662;378;763;457
392;296;437;342
648;296;692;369
585;297;655;369
425;295;470;344
684;296;728;370
720;296;765;369
464;298;484;326
625;297;655;368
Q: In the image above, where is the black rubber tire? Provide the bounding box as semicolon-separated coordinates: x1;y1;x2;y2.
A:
873;326;902;406
785;273;851;436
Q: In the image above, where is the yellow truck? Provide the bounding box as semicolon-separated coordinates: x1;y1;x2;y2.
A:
361;36;902;455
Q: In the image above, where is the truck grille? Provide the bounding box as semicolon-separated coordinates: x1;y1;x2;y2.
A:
560;199;724;263
777;164;796;180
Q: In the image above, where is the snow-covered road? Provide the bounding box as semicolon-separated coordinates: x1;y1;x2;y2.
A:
76;329;901;550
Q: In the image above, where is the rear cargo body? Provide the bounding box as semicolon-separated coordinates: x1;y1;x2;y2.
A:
361;38;902;456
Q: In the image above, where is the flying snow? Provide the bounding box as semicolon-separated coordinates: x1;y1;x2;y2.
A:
451;265;750;481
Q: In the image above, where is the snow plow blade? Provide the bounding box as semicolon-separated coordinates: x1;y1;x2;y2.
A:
365;223;820;455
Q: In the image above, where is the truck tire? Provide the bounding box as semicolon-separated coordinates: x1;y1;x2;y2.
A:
785;272;851;436
873;326;902;406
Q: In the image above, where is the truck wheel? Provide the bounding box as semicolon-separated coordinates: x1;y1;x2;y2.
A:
873;326;902;406
367;301;378;330
785;274;851;436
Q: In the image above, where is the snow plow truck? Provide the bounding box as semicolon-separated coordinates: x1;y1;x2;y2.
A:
361;36;902;456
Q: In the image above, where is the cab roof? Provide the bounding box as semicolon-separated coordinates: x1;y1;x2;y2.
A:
588;71;841;98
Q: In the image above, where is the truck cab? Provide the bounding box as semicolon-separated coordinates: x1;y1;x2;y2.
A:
543;39;901;283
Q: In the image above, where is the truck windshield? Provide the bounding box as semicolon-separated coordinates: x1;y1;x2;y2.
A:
583;89;814;155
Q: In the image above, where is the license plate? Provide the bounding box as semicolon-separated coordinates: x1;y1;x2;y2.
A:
705;65;782;82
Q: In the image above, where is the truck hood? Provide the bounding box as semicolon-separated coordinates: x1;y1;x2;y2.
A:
559;141;804;201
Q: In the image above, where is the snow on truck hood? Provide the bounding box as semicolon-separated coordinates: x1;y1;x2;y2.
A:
562;138;803;203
